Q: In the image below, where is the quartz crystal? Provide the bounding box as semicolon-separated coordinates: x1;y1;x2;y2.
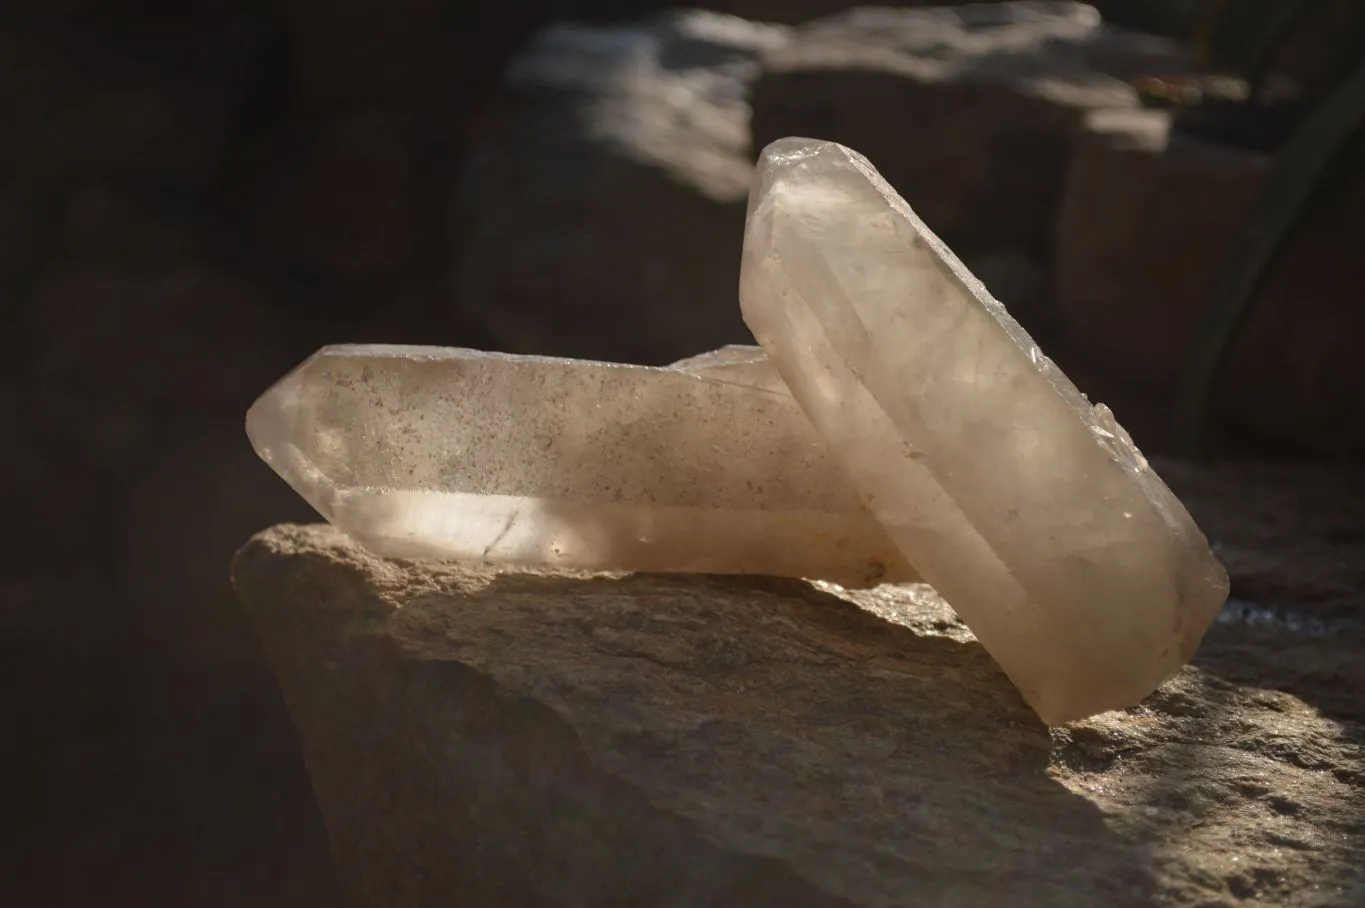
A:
247;136;1230;725
246;344;915;587
740;137;1229;723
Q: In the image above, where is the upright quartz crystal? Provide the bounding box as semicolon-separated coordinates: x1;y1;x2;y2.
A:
246;344;914;587
740;137;1229;724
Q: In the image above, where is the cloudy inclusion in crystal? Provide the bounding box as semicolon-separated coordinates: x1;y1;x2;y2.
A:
739;137;1228;724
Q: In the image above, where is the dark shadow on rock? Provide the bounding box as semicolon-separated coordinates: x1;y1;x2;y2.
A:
234;526;1153;907
1195;625;1365;727
1159;458;1365;726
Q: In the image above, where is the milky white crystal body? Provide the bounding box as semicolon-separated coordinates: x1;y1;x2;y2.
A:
739;137;1229;724
246;343;914;586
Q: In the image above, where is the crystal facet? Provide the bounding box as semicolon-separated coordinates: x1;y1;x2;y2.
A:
739;137;1229;723
246;344;914;587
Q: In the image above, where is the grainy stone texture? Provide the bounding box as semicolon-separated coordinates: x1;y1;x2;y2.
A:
234;522;1365;908
451;10;790;364
1054;108;1365;454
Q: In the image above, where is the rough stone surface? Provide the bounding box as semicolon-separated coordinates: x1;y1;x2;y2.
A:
233;522;1365;908
740;137;1227;724
749;2;1199;262
451;10;789;364
1055;108;1365;454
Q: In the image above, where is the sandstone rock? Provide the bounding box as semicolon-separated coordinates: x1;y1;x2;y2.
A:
749;2;1198;262
272;0;989;120
451;11;790;364
234;522;1365;907
1054;109;1365;453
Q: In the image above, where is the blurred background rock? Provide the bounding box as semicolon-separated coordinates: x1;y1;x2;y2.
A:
4;0;1364;903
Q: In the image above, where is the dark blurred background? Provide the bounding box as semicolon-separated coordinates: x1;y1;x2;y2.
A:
4;0;1364;904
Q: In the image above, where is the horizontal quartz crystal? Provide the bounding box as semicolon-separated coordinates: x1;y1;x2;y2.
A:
739;137;1230;724
246;343;914;587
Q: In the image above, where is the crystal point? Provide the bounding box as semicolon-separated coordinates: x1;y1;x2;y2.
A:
740;137;1229;723
247;344;914;587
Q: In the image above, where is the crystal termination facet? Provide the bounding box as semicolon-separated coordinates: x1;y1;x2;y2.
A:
247;344;914;588
739;137;1229;724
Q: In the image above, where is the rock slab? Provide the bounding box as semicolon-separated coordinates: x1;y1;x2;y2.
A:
451;11;789;364
234;523;1365;907
1054;108;1365;453
750;2;1196;259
